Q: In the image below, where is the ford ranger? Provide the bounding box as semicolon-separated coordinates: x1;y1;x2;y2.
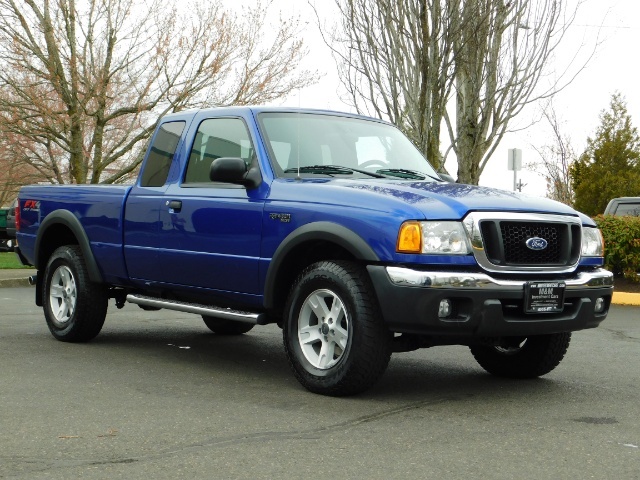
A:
15;107;614;395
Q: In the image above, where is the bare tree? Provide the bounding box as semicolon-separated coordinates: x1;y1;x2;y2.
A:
0;0;317;186
0;136;42;205
316;0;457;171
325;0;593;184
528;102;575;205
447;0;587;184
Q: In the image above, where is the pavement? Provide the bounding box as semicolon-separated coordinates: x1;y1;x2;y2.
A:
1;267;639;305
2;288;639;479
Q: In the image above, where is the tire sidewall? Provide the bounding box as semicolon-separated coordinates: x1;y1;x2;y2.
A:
284;264;359;383
43;248;82;337
42;245;107;342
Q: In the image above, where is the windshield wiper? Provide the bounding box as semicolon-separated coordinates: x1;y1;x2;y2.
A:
376;168;444;182
284;165;386;178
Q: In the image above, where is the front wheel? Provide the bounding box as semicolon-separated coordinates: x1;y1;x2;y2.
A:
43;245;108;342
283;261;391;396
470;333;571;379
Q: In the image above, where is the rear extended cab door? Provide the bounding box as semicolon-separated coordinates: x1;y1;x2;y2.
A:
124;115;191;282
125;109;269;302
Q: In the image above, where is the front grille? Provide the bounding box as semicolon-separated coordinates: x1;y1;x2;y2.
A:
480;220;581;267
501;222;562;263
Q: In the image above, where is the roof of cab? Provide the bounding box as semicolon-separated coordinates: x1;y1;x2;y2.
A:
159;106;390;125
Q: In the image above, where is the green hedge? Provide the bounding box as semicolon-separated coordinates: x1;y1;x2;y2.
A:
594;215;640;282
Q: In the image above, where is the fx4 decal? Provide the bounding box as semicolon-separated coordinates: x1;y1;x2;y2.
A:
23;200;41;212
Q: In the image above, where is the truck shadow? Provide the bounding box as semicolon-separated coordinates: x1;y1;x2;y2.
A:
86;316;568;404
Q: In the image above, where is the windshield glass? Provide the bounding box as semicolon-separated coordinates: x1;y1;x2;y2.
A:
258;112;440;180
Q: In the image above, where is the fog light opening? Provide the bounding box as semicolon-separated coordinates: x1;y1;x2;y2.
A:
438;299;452;318
594;297;605;313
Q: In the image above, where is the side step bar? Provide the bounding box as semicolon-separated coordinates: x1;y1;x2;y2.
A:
126;294;269;325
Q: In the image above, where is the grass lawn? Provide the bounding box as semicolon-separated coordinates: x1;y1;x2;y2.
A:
0;252;25;269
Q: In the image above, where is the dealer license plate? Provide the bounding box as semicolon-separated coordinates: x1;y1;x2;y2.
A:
524;282;565;313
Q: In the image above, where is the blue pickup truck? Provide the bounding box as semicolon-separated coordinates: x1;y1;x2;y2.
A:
15;107;613;395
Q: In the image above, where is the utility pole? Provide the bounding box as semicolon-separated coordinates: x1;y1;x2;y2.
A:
508;148;522;192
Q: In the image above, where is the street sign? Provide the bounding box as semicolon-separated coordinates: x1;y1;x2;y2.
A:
508;148;522;171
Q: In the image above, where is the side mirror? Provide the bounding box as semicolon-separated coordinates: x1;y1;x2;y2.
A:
210;157;261;188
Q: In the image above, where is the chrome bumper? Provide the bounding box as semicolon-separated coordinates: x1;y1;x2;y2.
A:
385;267;613;291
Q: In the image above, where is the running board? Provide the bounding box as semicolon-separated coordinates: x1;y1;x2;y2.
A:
126;294;268;325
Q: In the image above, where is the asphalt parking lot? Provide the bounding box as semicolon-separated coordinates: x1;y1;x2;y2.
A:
1;286;639;479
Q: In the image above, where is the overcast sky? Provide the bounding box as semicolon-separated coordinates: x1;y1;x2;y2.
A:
228;0;639;197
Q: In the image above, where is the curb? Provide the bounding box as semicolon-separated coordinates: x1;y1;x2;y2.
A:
0;278;33;288
0;269;37;289
0;275;35;288
612;292;640;306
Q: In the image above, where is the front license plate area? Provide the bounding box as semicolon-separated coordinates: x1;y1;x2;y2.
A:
524;282;565;313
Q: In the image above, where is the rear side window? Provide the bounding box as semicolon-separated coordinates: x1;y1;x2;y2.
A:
615;203;640;216
140;121;186;187
184;118;254;184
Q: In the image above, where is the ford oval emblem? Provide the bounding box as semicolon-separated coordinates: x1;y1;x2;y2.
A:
526;237;548;251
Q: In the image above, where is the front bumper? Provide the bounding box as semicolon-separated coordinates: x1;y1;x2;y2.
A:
367;266;614;337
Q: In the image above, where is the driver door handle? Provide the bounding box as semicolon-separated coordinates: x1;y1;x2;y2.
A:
167;200;182;212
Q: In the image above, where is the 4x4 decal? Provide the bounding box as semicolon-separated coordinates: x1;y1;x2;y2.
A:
269;213;291;223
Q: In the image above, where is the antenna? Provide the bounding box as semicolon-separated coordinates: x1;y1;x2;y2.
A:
296;89;301;180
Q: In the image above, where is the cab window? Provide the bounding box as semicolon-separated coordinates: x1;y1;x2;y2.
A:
184;118;254;184
140;121;185;187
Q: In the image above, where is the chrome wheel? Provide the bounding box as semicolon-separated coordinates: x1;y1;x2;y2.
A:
48;265;77;325
297;288;351;370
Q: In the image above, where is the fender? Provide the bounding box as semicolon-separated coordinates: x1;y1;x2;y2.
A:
35;209;104;283
263;221;379;309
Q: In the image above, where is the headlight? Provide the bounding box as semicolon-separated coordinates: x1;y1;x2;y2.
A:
581;227;604;256
397;221;471;254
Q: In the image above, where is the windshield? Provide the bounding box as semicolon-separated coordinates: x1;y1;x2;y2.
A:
257;112;440;180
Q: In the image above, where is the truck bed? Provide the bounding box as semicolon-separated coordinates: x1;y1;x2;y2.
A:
17;184;132;285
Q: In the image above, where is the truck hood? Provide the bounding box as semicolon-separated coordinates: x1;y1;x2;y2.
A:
328;179;586;220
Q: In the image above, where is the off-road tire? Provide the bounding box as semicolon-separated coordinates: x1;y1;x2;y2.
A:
201;316;254;335
283;261;392;396
470;333;571;379
43;245;108;342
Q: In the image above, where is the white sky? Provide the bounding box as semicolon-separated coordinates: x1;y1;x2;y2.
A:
227;0;640;197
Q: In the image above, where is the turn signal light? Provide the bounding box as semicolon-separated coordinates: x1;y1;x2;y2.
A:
397;221;422;253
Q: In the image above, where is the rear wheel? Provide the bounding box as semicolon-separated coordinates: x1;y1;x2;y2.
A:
470;333;571;378
283;261;391;396
201;316;254;335
43;245;108;342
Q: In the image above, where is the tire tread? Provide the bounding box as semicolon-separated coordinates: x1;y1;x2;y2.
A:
470;333;571;379
201;316;254;335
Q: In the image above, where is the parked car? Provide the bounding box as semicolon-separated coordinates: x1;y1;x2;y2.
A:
0;199;17;252
0;205;7;236
5;198;17;239
604;197;640;216
0;238;15;252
